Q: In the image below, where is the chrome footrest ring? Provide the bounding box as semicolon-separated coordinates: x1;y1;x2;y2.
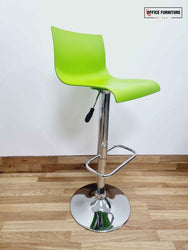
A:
86;145;136;177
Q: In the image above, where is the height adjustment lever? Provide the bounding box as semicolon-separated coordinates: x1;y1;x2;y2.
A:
85;108;95;122
85;91;101;123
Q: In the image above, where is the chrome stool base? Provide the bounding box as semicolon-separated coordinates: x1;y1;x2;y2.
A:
70;183;131;232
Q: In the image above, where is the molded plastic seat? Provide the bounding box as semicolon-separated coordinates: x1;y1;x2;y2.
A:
51;26;160;103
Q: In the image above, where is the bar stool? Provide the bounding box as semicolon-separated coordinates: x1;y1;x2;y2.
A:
51;26;160;232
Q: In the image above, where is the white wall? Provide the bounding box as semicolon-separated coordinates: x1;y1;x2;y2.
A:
0;0;187;156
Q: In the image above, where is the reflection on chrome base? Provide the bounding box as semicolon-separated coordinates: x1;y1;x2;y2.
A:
70;183;131;232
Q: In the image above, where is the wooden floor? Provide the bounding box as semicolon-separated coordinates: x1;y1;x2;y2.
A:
0;155;188;250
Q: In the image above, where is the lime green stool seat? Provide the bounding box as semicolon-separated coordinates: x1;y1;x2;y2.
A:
51;26;160;103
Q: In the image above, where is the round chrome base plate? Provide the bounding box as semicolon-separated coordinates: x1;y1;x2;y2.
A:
70;183;130;232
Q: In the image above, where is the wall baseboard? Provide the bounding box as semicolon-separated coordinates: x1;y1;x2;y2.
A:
0;155;188;173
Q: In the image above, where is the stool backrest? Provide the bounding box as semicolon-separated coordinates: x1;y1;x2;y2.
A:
51;26;109;85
